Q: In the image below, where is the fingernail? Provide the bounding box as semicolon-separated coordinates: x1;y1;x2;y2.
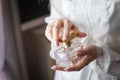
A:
64;68;67;71
51;66;55;70
51;67;53;70
64;67;69;71
51;67;54;70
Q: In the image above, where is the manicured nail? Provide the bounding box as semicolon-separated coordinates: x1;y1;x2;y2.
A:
64;67;69;71
51;66;55;70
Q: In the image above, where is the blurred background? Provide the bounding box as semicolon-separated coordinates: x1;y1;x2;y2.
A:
1;0;55;80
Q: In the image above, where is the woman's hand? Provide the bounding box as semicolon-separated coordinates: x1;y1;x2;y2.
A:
51;45;98;71
45;19;86;46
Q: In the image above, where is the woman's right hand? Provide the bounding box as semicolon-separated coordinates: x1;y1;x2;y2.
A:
45;19;86;46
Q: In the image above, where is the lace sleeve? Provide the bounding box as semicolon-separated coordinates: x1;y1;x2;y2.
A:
94;38;120;78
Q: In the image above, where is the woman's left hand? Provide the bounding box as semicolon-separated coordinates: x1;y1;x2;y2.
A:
51;45;98;71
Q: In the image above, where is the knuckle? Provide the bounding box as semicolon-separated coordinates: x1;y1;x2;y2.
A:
64;19;70;23
64;19;73;27
54;19;63;28
55;19;62;24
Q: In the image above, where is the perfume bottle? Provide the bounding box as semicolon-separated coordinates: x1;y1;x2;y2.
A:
54;42;83;67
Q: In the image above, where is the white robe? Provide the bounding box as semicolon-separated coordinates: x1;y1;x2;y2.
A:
45;0;120;80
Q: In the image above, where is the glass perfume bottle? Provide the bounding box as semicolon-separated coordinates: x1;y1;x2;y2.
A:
54;42;83;67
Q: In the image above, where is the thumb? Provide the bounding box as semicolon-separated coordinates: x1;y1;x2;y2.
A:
76;32;86;38
77;49;87;57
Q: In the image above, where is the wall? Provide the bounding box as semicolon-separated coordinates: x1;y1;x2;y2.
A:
22;25;55;80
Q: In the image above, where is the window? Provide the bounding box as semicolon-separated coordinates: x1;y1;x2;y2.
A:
18;0;49;23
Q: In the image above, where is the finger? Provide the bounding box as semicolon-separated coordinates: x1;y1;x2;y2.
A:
53;19;63;46
71;56;80;64
64;63;81;71
77;48;87;57
77;44;93;57
76;32;86;38
63;19;72;41
45;23;54;41
65;55;92;71
51;65;65;71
